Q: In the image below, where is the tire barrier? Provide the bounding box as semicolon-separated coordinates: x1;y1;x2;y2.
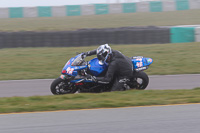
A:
0;26;170;48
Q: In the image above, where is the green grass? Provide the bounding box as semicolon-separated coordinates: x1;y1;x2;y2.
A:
0;89;200;114
1;9;200;114
0;42;200;80
0;9;200;31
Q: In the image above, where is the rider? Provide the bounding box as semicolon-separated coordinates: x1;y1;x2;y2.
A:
83;44;133;91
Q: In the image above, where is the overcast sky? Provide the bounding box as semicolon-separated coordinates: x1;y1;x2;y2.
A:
0;0;138;7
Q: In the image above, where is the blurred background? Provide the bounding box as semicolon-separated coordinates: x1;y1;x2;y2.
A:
0;0;200;80
0;0;199;48
0;0;160;7
1;1;200;126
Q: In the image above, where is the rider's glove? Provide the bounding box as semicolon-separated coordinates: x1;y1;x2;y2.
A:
86;75;97;82
81;52;87;59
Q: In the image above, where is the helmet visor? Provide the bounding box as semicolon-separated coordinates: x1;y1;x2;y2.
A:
97;53;106;62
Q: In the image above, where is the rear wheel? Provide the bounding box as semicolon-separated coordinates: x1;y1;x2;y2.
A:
50;78;77;95
129;71;149;90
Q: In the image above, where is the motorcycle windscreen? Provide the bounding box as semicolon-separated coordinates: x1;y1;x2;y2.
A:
88;58;107;76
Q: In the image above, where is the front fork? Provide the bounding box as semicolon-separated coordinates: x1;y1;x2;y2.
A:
59;74;78;93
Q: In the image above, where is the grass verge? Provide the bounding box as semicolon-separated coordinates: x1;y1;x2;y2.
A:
0;9;200;31
0;42;200;80
0;89;200;114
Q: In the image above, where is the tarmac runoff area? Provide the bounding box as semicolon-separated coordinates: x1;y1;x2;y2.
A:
0;74;200;97
1;104;200;133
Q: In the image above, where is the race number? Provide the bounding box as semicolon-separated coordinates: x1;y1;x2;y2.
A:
136;62;143;67
66;67;74;74
136;57;143;67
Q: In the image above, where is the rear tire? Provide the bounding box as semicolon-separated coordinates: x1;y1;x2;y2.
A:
50;78;76;95
130;71;149;90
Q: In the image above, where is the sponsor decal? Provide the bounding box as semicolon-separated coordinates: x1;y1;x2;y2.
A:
135;67;147;71
136;58;143;61
79;66;86;69
75;83;84;86
133;56;143;59
74;66;86;70
64;61;70;68
60;75;66;79
147;58;152;63
67;61;70;65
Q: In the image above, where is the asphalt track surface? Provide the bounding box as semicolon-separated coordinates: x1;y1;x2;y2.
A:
0;74;200;97
1;104;200;133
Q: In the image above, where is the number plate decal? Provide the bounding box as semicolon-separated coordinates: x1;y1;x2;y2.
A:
66;67;74;74
136;62;143;67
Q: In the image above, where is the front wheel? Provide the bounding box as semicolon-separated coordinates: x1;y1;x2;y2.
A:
129;71;149;90
50;78;77;95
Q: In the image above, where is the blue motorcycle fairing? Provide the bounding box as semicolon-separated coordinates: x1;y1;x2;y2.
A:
70;79;95;83
88;58;108;77
61;54;153;83
62;54;87;76
132;56;153;69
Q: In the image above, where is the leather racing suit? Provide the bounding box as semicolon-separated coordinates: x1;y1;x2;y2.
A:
86;49;133;91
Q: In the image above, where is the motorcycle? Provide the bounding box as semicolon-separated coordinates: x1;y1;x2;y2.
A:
50;53;153;95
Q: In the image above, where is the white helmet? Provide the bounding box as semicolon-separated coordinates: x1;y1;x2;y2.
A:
96;44;112;64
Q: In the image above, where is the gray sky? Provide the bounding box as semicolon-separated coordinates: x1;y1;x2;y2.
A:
0;0;137;7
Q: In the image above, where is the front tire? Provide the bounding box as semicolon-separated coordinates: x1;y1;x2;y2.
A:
130;71;149;90
50;78;76;95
